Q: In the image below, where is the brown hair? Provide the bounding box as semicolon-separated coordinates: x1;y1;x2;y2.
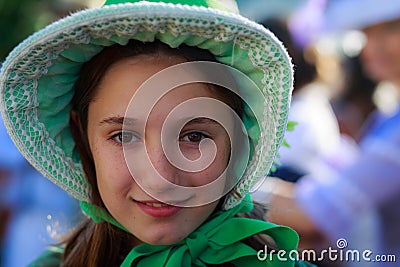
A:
65;40;265;266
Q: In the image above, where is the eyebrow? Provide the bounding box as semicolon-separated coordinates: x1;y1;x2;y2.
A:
99;116;220;127
99;116;137;126
183;117;220;126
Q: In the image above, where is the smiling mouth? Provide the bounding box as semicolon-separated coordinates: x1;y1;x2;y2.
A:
131;193;195;207
139;201;170;208
131;198;182;218
132;198;176;207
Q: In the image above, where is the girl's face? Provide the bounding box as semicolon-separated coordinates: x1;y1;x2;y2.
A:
87;55;231;245
360;18;400;85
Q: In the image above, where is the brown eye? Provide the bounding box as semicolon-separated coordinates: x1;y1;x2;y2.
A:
181;132;208;143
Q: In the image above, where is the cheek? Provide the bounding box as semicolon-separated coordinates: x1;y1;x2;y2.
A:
188;139;230;186
91;140;133;197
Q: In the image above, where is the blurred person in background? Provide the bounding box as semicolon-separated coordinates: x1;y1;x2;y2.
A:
333;55;390;146
253;14;358;267
259;17;357;184
262;1;400;266
332;56;379;143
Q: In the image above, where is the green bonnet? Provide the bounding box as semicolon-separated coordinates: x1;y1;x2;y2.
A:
0;0;293;210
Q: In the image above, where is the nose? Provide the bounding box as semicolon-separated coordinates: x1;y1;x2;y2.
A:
125;131;198;204
126;140;179;198
140;133;189;190
148;143;177;182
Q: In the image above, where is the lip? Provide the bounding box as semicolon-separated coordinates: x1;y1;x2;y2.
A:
132;199;181;218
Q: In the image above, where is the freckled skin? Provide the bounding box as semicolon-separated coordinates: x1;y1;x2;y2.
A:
87;55;231;245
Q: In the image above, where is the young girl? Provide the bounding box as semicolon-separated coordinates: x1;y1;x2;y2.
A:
0;0;314;266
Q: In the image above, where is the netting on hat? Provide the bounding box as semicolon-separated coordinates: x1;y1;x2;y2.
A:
0;2;292;209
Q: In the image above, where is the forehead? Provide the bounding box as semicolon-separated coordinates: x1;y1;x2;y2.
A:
88;55;222;121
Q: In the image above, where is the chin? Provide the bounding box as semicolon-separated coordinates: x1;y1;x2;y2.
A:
139;229;188;246
143;236;186;246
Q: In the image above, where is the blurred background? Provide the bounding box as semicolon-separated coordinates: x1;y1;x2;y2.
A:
1;0;400;266
1;1;104;266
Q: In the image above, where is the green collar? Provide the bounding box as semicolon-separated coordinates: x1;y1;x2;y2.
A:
81;195;301;266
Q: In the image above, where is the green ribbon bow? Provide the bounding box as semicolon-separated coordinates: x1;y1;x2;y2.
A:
81;195;310;266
